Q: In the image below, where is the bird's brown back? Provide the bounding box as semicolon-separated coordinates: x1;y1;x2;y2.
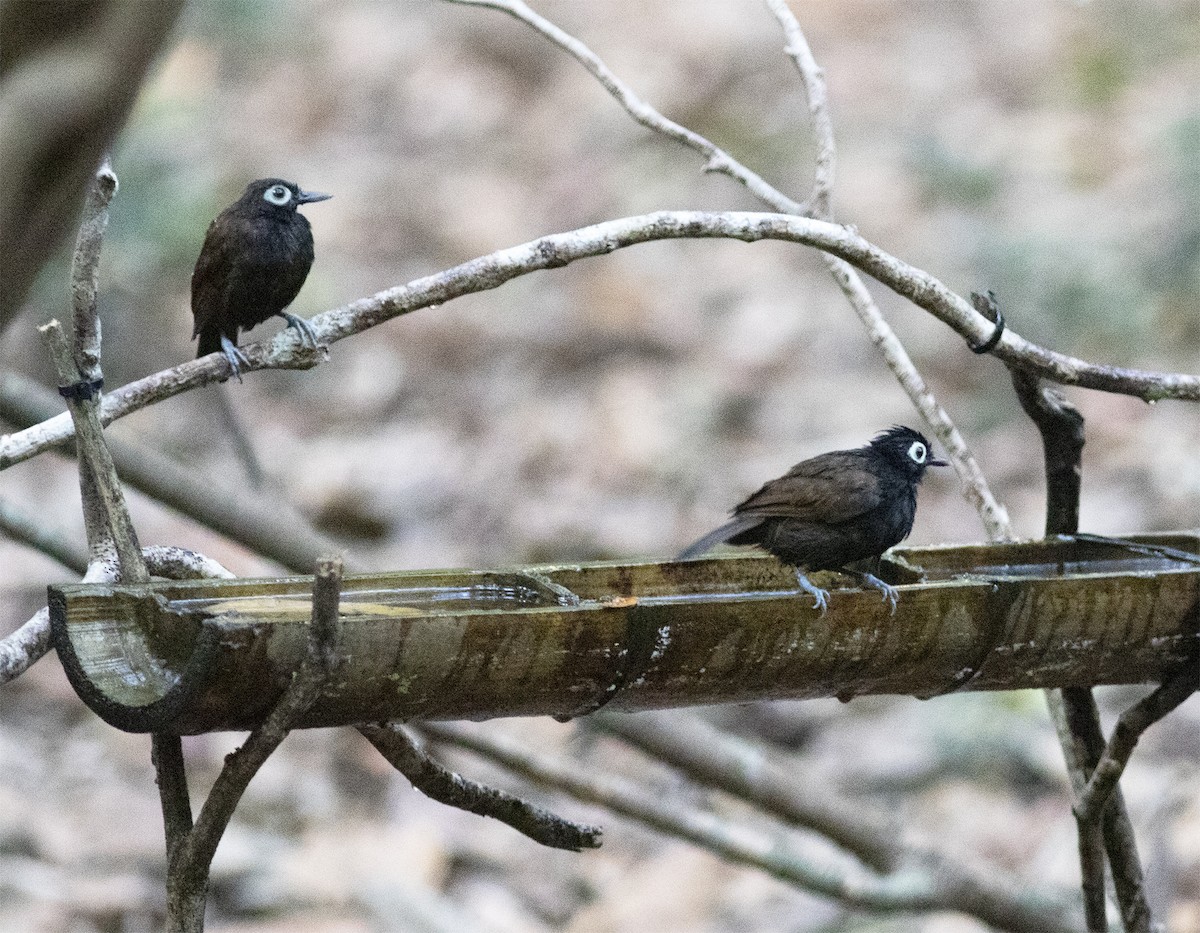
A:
733;449;882;527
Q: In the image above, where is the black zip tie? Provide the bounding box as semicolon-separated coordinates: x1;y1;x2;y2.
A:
968;289;1005;354
57;377;104;402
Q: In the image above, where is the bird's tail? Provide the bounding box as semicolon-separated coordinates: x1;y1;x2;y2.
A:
677;516;761;560
196;325;222;360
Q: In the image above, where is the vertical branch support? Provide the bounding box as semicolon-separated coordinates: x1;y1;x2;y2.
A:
157;558;343;932
1011;366;1156;932
38;158;148;584
40;319;147;581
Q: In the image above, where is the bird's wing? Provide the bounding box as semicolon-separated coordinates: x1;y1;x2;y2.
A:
190;219;236;338
733;451;881;525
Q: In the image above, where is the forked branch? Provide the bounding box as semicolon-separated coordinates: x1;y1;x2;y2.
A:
155;558;344;932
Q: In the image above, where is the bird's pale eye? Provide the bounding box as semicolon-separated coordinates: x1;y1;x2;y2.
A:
907;441;927;464
263;185;292;206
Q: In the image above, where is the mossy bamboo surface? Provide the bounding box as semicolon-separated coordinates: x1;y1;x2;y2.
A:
49;534;1199;734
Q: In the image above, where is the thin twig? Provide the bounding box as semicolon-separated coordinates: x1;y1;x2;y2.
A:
1016;365;1154;930
445;0;808;214
210;384;268;487
593;710;893;869
38;162;147;584
824;256;1014;539
447;0;1018;541
762;0;834;216
1051;678;1157;932
1075;668;1198;825
589;710;1081;933
360;722;602;851
1049;691;1115;932
152;733;194;880
763;0;1011;539
421;722;1077;926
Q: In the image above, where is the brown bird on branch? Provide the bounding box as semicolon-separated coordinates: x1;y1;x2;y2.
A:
679;426;946;613
191;178;331;380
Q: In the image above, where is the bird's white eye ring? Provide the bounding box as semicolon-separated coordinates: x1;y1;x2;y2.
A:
907;441;927;464
264;185;292;206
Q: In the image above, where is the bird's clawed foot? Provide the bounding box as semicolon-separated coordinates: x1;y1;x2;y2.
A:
280;311;320;350
219;334;250;383
850;571;899;615
795;571;830;615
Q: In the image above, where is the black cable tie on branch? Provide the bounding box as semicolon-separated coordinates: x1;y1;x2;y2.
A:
968;289;1005;354
58;377;104;402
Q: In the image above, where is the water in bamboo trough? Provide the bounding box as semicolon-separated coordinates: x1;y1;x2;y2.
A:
48;533;1199;734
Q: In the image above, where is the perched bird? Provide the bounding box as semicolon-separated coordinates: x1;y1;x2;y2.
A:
679;426;946;613
191;178;331;379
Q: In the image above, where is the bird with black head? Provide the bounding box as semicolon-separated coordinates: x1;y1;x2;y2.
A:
191;178;331;380
679;426;946;614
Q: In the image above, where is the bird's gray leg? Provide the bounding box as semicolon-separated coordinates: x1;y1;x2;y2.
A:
794;570;830;615
279;311;318;349
843;570;899;615
219;334;250;383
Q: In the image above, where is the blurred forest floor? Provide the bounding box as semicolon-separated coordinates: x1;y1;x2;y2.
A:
1;1;1198;930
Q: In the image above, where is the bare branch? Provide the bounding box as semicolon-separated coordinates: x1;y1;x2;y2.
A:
825;259;1014;539
70;156;117;378
164;557;343;929
3;211;1193;475
361;722;602;852
446;0;1017;542
40;318;147;582
593;710;892;869
421;722;1080;927
0;544;232;686
0;372;345;573
1075;668;1198;825
1011;369;1086;538
591;711;1081;933
0;607;53;685
0;494;90;574
443;0;808;215
1050;688;1154;933
36;162;148;586
151;733;194;900
143;545;237;581
763;0;835;215
764;1;1012;539
1015;366;1148;930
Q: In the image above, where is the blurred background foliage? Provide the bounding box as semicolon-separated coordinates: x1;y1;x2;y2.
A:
1;1;1197;931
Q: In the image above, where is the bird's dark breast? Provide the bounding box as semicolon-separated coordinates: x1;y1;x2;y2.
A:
224;217;315;330
730;482;918;571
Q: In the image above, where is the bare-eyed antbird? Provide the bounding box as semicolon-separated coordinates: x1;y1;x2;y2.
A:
678;426;946;613
191;178;331;380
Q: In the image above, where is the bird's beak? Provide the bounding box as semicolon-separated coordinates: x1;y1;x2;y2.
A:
297;190;333;204
929;456;949;467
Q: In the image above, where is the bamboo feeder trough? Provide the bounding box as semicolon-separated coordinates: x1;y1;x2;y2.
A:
49;534;1198;735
